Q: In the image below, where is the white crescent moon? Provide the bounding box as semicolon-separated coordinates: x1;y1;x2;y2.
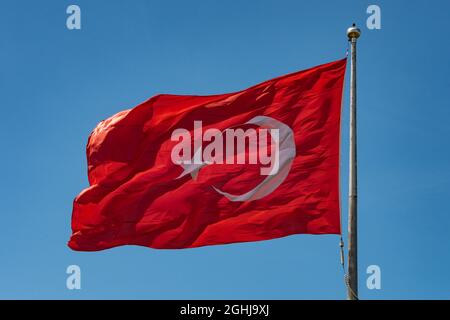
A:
212;116;296;202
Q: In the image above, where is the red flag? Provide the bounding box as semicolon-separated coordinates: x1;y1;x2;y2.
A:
69;58;346;251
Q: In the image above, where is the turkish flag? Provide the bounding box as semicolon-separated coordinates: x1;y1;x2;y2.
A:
69;58;347;251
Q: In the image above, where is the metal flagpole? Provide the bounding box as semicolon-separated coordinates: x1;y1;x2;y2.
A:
346;23;360;300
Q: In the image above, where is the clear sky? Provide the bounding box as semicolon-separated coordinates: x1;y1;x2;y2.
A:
1;0;449;299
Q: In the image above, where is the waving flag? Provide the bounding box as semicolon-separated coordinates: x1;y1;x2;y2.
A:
69;58;347;251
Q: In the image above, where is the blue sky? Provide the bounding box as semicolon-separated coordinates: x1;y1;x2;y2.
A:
1;0;449;299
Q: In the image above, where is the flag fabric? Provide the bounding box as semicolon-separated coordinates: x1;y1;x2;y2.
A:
69;58;347;251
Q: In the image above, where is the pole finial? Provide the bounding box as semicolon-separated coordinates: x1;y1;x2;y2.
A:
347;24;361;40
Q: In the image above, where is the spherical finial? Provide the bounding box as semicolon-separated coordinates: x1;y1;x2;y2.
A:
347;23;361;40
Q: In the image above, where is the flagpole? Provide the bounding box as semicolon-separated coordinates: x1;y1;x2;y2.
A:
346;23;360;300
